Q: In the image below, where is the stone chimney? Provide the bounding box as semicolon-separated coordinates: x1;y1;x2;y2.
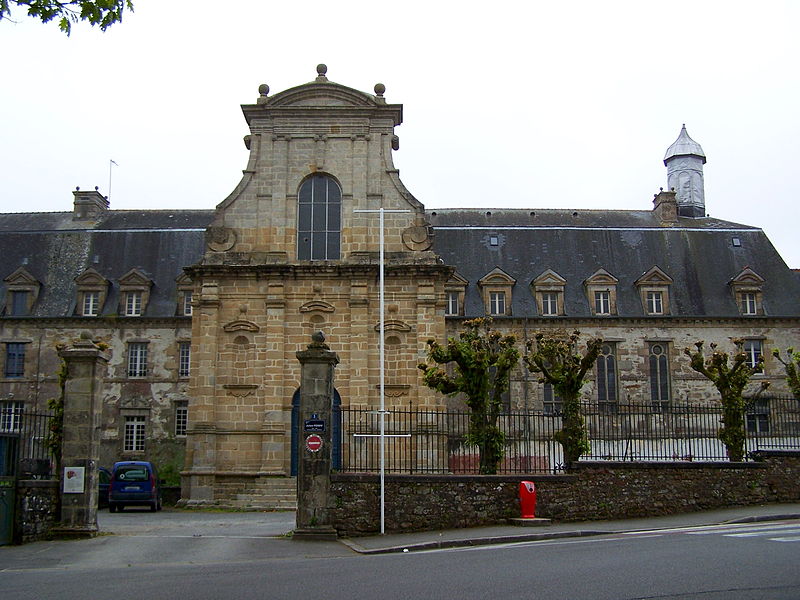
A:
653;188;678;226
72;187;109;222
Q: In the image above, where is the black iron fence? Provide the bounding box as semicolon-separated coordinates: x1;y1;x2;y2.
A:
338;395;800;475
0;410;54;478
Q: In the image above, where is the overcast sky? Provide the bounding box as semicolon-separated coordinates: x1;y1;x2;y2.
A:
2;1;798;266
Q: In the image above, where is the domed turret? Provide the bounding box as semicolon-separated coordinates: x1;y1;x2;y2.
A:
664;125;706;218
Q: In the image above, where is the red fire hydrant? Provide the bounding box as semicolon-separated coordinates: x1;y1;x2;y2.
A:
519;481;537;518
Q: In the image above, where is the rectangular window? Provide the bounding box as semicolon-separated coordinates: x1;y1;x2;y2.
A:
127;343;148;377
489;291;505;316
82;291;100;316
125;291;143;316
0;401;23;431
594;291;610;315
179;342;191;378
182;291;193;316
175;402;188;437
740;293;757;315
746;399;770;433
646;291;664;315
445;292;459;316
5;343;25;378
543;383;562;415
10;291;29;316
541;293;558;316
743;339;763;370
124;415;146;451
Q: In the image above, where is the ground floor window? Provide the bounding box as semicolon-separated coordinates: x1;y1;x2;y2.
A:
124;415;146;451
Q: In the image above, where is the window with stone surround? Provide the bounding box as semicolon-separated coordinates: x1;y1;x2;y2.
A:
118;268;152;317
175;401;188;437
532;270;566;317
649;343;671;412
596;343;618;411
743;339;763;371
635;266;673;316
4;342;26;378
297;174;341;261
444;272;467;317
542;383;562;415
0;401;23;432
127;342;149;378
585;269;618;316
478;268;515;317
178;341;191;378
123;415;146;452
730;267;765;316
75;268;108;317
3;267;40;317
176;273;194;316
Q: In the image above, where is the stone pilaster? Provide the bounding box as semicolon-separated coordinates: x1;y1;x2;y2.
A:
53;336;108;538
293;332;339;540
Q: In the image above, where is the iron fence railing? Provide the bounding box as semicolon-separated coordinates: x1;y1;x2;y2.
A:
338;395;800;475
0;410;54;478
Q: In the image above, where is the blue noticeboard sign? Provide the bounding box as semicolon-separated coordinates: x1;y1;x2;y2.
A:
304;419;325;432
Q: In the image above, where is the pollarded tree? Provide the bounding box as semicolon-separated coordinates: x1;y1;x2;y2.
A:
523;331;603;464
685;339;769;462
418;318;520;475
772;347;800;401
0;0;133;35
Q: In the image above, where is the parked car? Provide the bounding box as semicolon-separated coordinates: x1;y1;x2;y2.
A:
98;466;111;508
108;461;162;512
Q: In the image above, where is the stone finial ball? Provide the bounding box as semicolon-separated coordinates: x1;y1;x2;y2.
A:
258;83;269;96
316;64;328;76
374;83;386;96
312;331;326;343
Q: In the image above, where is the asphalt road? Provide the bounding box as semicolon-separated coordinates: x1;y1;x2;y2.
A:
2;511;799;599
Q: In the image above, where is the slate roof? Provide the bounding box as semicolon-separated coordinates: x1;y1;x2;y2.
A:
0;210;214;318
428;208;800;318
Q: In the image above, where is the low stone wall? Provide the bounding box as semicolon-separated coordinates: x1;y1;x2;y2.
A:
330;451;800;536
15;480;59;544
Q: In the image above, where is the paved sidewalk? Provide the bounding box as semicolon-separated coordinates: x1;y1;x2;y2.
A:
340;503;800;554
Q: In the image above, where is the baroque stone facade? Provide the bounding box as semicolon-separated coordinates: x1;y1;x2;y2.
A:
1;66;798;507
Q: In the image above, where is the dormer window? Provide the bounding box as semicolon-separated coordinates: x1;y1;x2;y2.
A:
125;291;143;316
532;270;566;317
585;269;618;316
118;268;153;318
175;273;194;317
478;268;515;317
444;272;468;317
729;267;765;316
74;268;109;317
594;291;611;315
83;291;100;316
635;266;673;316
3;267;41;317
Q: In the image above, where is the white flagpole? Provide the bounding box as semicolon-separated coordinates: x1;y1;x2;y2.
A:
108;159;118;201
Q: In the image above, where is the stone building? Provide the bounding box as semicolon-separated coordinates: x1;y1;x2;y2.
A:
1;66;798;505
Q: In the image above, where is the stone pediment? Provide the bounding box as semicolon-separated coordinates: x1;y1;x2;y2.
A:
120;396;150;410
4;267;39;286
74;268;107;287
223;320;260;333
730;267;765;287
119;268;153;288
532;269;566;287
635;266;673;286
299;300;335;313
268;83;376;108
374;319;412;332
584;268;618;286
478;267;516;287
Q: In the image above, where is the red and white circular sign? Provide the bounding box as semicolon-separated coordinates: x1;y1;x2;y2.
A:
305;434;323;452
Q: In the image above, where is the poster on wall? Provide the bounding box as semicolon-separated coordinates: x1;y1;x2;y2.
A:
63;466;85;493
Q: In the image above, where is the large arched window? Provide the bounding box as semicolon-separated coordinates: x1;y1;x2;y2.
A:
297;174;341;260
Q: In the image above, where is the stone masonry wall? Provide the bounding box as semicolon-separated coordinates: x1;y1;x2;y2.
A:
14;480;59;544
330;452;800;536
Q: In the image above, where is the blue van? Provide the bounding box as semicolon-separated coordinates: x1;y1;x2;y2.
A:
108;461;162;512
